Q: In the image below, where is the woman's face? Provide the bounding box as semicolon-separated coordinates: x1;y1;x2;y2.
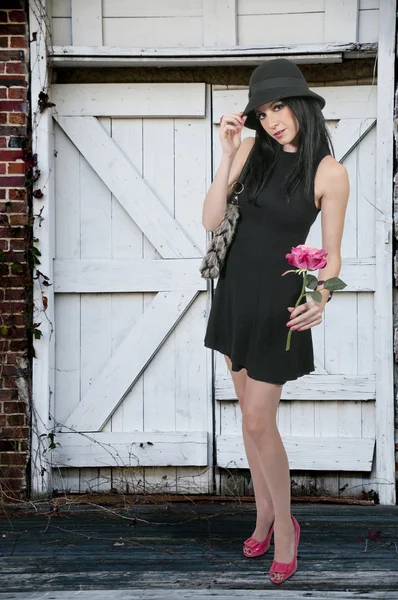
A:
255;100;300;151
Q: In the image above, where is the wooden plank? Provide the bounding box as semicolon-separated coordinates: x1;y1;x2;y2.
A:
174;103;212;493
52;83;206;117
325;294;357;375
174;117;210;253
215;374;375;401
51;432;208;467
203;0;237;46
71;0;102;45
108;117;145;433
357;126;376;259
102;0;202;17
49;41;377;60
359;0;379;8
49;44;356;57
238;0;324;14
61;291;198;432
2;591;397;599
141;117;177;442
52;18;72;45
54;259;207;292
51;466;80;494
213;86;377;123
140;118;178;494
358;5;379;43
217;435;374;470
51;53;344;68
374;0;396;505
29;0;54;498
238;13;324;45
53;124;81;426
325;0;359;43
54;295;81;425
54;115;201;259
52;0;71;17
103;16;202;47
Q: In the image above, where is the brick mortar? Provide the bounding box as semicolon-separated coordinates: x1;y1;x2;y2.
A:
0;1;31;504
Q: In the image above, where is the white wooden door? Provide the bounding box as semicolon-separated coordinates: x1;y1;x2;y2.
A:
211;84;392;500
49;83;213;495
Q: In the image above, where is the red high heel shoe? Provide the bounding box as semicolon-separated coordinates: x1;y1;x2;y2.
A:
243;522;274;558
269;515;300;584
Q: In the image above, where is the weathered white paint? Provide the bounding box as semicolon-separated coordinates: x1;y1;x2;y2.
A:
216;374;376;401
373;0;396;505
50;0;380;50
50;432;208;467
203;0;237;46
58;291;198;432
53;259;207;292
325;0;359;43
51;83;212;495
52;83;206;117
217;436;374;470
71;0;102;46
29;0;55;497
53;113;201;258
102;1;203;17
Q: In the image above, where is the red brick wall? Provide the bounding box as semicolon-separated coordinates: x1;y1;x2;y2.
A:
0;1;31;502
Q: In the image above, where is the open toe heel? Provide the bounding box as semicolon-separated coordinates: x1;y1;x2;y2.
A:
270;515;300;584
243;522;274;558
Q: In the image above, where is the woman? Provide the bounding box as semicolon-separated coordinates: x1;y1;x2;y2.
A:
202;58;349;584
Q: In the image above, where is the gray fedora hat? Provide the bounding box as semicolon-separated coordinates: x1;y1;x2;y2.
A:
242;58;326;130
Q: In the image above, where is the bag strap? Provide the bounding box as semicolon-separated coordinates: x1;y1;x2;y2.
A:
237;142;255;184
228;142;255;204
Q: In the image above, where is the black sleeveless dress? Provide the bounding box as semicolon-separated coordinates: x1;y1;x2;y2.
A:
204;148;327;385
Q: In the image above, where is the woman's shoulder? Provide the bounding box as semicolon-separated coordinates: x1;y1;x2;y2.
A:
317;154;348;181
316;153;349;201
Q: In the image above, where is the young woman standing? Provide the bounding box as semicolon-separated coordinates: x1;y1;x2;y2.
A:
202;58;349;584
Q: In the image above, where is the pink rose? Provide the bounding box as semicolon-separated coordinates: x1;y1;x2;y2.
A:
285;244;328;271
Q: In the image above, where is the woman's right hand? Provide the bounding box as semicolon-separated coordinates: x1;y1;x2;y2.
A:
219;112;247;157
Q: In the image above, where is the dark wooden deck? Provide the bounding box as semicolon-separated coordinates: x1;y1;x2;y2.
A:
0;500;397;599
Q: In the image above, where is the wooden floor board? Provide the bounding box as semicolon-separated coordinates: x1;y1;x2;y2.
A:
1;591;398;599
0;502;397;594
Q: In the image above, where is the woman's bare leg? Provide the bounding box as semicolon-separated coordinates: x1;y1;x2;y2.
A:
224;356;274;544
242;375;295;564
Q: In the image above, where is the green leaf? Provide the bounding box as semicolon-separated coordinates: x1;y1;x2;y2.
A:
305;274;318;290
11;263;24;275
310;290;323;303
323;277;347;291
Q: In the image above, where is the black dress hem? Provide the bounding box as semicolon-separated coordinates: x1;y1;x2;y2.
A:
205;343;316;386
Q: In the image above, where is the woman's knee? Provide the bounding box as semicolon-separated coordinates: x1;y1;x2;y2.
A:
243;406;275;439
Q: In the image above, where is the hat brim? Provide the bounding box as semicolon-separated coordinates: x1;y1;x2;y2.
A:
242;88;326;130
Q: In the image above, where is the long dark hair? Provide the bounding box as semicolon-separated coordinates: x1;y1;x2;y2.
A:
244;96;334;206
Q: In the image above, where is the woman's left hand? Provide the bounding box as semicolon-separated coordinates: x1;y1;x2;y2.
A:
286;301;324;331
